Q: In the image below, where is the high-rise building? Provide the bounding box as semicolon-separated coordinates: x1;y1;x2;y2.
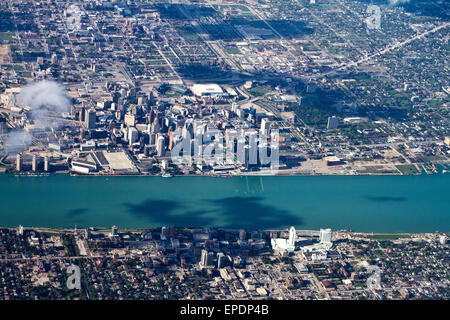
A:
327;116;338;130
16;154;22;171
169;225;175;238
156;134;165;157
182;120;194;140
111;225;118;237
86;109;96;130
168;127;173;151
17;225;24;236
200;249;208;267
128;127;138;146
260;118;270;136
239;229;246;241
200;249;215;267
51;53;58;65
288;226;296;247
149;133;156;146
151;117;161;134
161;226;168;241
217;252;227;268
319;228;332;244
271;226;296;252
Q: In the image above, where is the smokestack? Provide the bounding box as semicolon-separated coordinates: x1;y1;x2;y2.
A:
44;156;49;172
32;155;37;172
16;154;22;171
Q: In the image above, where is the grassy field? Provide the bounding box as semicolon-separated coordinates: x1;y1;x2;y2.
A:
0;32;13;41
248;86;269;97
396;164;420;175
175;26;201;43
366;234;411;240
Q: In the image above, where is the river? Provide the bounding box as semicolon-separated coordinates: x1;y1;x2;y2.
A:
0;173;448;232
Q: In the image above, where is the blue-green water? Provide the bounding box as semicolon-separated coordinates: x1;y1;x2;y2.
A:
0;174;449;232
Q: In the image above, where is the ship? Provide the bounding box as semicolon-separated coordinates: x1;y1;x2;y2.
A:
162;173;172;178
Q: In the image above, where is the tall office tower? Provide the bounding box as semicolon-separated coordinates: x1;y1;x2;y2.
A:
168;127;173;151
151;117;161;134
111;225;118;237
156;134;165;157
243;145;250;167
147;109;154;124
169;225;175;238
239;229;246;241
128;127;138;146
32;155;37;171
217;252;227;268
86;109;96;129
288;226;296;247
182;120;194;140
319;228;332;244
260;118;270;136
51;53;58;65
16;154;22;171
161;226;168;241
248;132;258;165
200;249;208;267
44;156;49;172
149;133;156;146
200;250;215;267
327;116;338;130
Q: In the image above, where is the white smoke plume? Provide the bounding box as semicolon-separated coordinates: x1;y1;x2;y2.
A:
3;81;71;154
3;129;32;153
389;0;410;6
17;80;71;124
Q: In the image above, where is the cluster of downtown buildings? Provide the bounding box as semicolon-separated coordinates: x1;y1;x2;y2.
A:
1;0;449;177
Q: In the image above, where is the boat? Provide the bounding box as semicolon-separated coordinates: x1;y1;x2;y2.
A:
162;173;172;178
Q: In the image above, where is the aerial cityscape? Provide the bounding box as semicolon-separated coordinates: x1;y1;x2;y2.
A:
0;0;448;303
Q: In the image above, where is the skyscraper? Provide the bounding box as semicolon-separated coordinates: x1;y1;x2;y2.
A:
217;252;228;268
200;249;215;267
156;134;165;157
161;226;168;240
319;228;332;244
288;226;296;247
128;127;138;146
239;229;246;241
260;118;270;136
111;225;118;237
327;116;338;130
86;109;96;130
271;226;296;252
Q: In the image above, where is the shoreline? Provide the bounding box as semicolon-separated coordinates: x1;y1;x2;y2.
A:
1;169;435;178
2;225;437;237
